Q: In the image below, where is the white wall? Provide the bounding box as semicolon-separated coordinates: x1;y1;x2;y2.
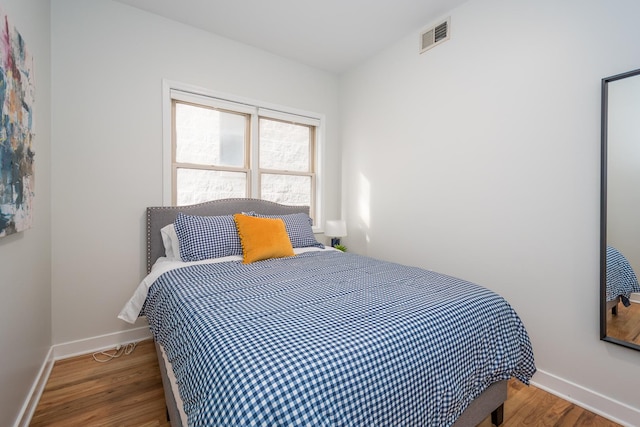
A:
50;0;340;344
0;1;51;425
340;0;640;422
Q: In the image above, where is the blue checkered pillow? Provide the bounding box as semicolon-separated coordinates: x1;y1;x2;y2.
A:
254;212;324;249
174;212;242;261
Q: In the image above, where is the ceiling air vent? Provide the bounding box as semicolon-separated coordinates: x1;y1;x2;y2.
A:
420;17;450;54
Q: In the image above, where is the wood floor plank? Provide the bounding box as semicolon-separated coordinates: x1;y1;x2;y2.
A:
477;380;621;427
607;301;640;345
31;339;621;426
540;398;583;426
31;339;169;427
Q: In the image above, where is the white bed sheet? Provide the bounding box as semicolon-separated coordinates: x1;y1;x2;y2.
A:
118;247;335;324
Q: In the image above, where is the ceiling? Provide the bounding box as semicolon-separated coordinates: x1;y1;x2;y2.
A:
113;0;469;73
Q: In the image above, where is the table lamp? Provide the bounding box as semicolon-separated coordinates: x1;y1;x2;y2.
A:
325;219;347;247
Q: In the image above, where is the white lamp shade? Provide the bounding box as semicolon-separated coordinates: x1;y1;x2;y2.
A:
325;220;347;237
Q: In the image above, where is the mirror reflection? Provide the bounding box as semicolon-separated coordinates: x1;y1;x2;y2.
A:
602;68;640;349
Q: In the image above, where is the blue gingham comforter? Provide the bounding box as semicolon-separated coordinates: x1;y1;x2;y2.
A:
142;251;536;426
606;246;640;306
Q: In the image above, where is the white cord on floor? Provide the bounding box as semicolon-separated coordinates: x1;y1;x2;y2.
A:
92;341;140;363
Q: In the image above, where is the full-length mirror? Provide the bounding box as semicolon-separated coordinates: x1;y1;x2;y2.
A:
601;68;640;350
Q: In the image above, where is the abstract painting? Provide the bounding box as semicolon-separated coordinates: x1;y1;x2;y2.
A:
0;11;34;238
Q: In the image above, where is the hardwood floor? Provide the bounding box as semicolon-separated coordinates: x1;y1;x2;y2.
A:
31;339;169;427
477;381;620;427
606;301;640;345
31;339;620;426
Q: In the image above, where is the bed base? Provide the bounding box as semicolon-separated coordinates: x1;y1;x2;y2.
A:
155;340;506;427
155;341;185;427
452;380;507;427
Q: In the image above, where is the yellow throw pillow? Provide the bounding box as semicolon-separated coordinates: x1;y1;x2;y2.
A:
233;214;295;264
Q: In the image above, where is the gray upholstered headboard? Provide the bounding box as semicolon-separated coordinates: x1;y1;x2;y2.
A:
146;198;310;273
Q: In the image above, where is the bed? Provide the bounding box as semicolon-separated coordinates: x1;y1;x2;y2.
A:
119;198;536;427
606;245;640;315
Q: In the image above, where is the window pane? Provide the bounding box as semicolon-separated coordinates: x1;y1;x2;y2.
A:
175;103;246;167
176;168;246;205
261;174;311;206
259;119;310;172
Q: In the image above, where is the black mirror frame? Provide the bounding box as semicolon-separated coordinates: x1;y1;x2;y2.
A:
600;67;640;351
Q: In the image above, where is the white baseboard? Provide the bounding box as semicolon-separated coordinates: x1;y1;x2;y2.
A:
532;369;640;427
52;326;152;360
14;327;153;427
13;346;54;427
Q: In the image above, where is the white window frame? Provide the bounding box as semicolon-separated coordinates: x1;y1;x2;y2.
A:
162;79;325;231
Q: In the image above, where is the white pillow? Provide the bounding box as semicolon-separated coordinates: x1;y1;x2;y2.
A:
160;223;180;260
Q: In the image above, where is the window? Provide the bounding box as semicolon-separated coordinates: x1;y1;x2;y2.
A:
164;83;323;225
258;117;315;209
173;101;250;204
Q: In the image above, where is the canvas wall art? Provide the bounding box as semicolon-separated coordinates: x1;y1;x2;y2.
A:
0;11;35;238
